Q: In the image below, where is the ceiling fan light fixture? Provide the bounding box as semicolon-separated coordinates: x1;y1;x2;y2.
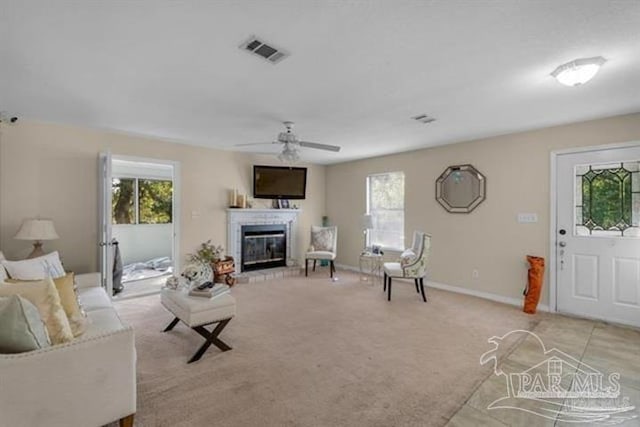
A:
278;144;300;164
551;56;606;87
235;121;340;161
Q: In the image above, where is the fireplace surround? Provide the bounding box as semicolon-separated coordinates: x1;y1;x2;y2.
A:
227;208;301;272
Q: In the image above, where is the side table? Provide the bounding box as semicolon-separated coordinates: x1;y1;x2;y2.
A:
359;252;383;284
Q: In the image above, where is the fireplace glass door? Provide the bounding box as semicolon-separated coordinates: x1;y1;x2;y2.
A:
241;224;287;272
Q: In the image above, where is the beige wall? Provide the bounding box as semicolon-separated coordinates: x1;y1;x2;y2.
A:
3;113;639;304
326;113;640;305
0;120;326;273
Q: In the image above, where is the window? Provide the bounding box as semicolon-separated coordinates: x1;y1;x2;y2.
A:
367;172;405;250
138;179;173;224
112;178;135;224
575;161;640;237
112;178;173;224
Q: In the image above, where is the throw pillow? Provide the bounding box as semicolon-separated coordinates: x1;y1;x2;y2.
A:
2;251;66;280
311;228;334;252
54;273;88;337
400;249;416;266
7;273;88;337
0;295;51;353
0;278;74;345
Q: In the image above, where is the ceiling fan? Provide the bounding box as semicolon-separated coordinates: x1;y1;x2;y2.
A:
236;121;341;163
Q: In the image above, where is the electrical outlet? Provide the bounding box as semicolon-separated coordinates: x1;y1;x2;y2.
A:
472;269;479;279
518;213;538;223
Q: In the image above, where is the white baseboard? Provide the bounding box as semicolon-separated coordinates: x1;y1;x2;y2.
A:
335;263;550;312
336;264;360;273
427;280;550;312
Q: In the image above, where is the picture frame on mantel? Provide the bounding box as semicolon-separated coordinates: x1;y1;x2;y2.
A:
272;199;280;209
278;199;290;209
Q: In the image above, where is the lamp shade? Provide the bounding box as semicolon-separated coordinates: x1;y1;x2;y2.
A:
361;214;374;230
14;219;59;241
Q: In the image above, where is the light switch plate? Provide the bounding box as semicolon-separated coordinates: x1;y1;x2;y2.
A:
518;213;538;223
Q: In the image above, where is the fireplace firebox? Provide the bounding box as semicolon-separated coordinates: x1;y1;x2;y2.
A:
240;224;287;272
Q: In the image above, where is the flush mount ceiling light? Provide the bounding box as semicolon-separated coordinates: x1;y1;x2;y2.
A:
551;56;606;87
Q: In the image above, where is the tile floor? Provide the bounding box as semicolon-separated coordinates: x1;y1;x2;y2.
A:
235;265;302;283
447;315;640;426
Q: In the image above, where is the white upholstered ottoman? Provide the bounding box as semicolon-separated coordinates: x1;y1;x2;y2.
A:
161;288;236;363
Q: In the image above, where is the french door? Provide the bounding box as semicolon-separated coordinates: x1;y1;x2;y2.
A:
99;153;181;298
98;152;114;296
555;145;640;327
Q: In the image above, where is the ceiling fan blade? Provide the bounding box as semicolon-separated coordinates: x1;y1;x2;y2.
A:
299;141;341;152
234;142;278;147
247;151;283;156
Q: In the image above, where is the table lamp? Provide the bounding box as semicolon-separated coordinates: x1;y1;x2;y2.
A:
361;214;373;251
14;218;59;259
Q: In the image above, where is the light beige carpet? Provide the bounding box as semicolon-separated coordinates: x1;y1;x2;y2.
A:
114;270;539;427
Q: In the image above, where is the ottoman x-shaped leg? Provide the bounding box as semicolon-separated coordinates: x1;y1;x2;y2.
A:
163;317;233;363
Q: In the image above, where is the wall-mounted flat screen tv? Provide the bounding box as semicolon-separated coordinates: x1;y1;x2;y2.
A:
253;165;307;199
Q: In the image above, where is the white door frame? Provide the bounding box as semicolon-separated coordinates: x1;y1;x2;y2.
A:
549;140;640;313
99;151;113;295
108;154;182;283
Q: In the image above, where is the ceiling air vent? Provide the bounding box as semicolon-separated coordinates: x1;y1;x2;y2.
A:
240;36;289;64
412;114;436;124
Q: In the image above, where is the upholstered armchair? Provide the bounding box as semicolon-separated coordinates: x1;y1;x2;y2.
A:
305;226;338;278
383;231;431;302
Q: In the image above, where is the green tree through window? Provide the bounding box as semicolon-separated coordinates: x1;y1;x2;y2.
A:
139;180;173;224
112;178;173;224
112;178;135;224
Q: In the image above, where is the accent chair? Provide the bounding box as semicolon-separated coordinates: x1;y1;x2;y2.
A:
305;226;337;278
383;231;431;302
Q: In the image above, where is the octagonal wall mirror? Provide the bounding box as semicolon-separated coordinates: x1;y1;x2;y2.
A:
436;164;486;213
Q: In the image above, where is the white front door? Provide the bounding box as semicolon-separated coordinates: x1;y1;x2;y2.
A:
556;145;640;327
98;152;113;296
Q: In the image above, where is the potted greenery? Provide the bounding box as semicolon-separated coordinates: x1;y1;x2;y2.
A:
187;240;224;264
187;240;236;286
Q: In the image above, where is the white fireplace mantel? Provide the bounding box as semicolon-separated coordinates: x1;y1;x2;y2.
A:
227;209;302;268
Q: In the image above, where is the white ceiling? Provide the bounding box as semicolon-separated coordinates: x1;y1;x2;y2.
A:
1;0;639;164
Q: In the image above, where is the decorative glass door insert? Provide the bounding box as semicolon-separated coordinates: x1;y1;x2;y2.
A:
575;161;640;237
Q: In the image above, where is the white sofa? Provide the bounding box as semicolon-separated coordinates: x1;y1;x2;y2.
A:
0;273;136;427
